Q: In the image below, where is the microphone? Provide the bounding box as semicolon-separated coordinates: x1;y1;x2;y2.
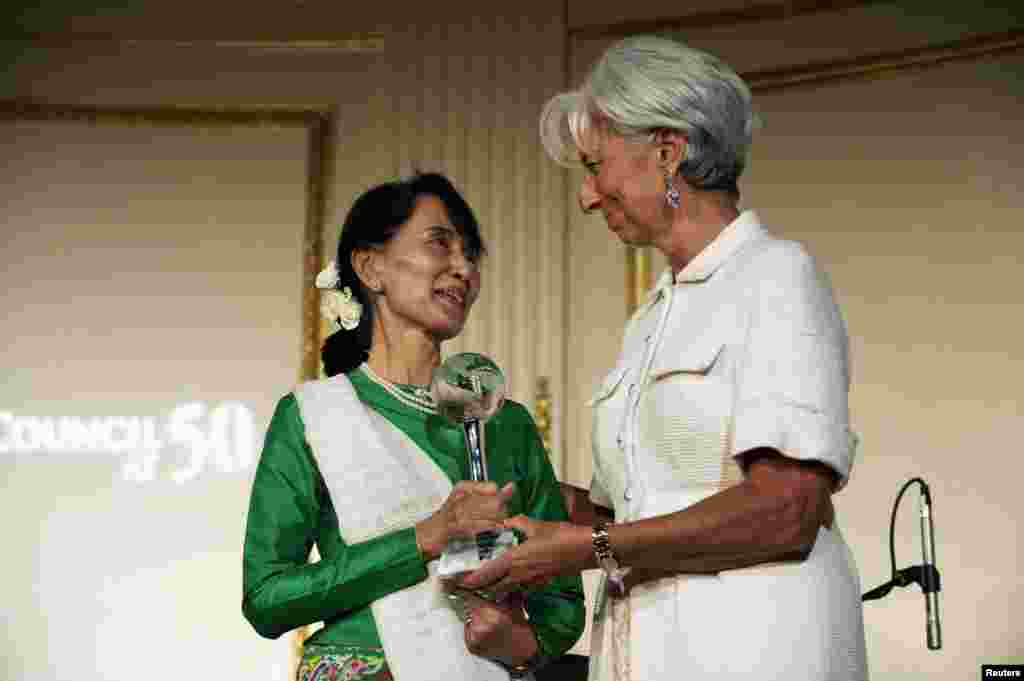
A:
919;483;942;650
861;477;943;649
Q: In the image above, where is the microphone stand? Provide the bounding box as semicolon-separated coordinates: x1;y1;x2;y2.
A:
861;477;942;650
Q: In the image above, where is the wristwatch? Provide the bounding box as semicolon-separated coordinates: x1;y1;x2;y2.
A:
593;521;626;594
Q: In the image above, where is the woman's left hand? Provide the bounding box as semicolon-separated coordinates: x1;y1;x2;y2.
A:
457;516;591;594
455;590;537;666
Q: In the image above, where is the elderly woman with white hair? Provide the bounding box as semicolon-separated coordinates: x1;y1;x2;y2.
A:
459;35;868;680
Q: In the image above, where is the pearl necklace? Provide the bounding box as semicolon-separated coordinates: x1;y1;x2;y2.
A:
359;362;437;415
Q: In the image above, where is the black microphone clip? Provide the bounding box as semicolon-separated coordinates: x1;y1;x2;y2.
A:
862;564;941;602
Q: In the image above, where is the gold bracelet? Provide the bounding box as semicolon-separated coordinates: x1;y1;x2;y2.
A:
593;522;626;594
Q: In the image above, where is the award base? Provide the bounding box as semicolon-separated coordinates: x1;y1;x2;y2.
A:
438;528;518;576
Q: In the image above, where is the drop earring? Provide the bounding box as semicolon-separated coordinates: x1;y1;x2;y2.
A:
664;167;680;209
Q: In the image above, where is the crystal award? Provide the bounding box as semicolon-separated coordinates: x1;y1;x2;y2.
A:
432;352;519;576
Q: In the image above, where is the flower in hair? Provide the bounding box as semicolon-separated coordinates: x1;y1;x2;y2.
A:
315;260;341;289
320;286;362;331
316;261;361;331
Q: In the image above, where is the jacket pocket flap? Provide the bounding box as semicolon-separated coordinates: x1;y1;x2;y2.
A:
587;365;628;406
651;342;724;380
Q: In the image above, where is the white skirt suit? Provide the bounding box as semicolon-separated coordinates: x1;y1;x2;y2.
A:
587;211;868;681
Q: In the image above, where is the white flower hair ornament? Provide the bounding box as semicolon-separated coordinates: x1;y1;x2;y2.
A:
316;260;362;331
315;260;340;289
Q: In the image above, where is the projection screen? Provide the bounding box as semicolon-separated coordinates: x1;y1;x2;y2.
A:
1;109;319;680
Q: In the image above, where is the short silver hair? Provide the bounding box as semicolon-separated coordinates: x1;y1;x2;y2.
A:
540;35;758;194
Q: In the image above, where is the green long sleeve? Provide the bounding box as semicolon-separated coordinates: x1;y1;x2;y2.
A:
242;395;428;639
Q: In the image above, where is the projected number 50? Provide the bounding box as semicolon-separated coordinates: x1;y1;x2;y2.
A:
161;402;255;484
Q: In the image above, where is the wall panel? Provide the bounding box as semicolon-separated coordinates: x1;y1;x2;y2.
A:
326;9;572;473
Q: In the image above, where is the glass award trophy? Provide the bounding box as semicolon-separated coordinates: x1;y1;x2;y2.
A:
432;352;519;576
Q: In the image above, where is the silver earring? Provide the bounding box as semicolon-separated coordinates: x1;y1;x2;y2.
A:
664;168;680;209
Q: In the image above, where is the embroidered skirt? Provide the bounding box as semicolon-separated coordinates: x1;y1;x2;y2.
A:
297;644;393;681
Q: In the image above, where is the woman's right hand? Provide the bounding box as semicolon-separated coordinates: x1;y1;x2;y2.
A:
415;481;516;561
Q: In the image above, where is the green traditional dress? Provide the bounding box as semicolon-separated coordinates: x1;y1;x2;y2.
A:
243;365;585;680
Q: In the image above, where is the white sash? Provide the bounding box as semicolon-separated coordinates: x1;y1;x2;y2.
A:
294;375;509;681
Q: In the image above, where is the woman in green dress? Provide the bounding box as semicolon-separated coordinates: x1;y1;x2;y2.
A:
242;173;585;680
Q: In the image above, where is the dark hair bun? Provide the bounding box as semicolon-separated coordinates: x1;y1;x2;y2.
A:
321;325;368;376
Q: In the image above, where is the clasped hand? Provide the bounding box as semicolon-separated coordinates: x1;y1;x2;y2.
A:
416;481;515;561
456;515;583;594
415;482;541;665
444;587;538;666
